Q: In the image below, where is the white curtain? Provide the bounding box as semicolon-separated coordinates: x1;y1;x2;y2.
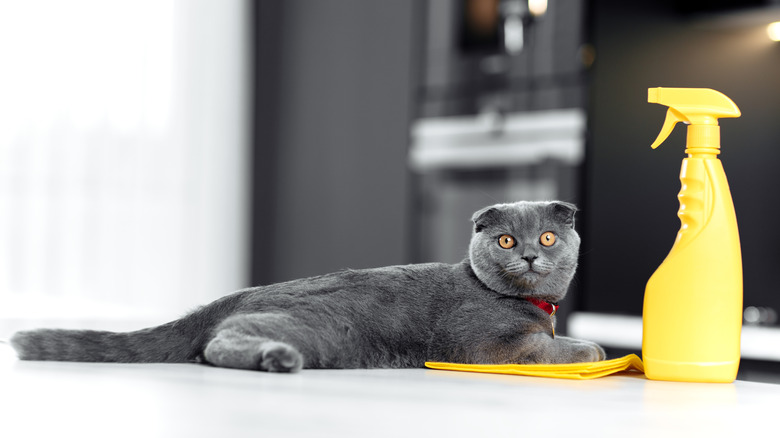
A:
0;0;249;335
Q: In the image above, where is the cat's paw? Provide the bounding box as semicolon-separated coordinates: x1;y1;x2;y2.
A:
569;339;606;362
258;342;303;373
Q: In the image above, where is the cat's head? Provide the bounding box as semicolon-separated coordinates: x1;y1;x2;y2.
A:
468;201;581;303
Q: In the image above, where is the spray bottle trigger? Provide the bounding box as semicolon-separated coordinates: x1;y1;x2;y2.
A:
651;108;688;149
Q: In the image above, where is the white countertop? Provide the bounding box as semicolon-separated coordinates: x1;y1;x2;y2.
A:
568;312;780;361
1;342;778;437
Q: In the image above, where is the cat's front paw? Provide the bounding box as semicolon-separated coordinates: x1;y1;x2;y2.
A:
569;339;606;363
551;336;605;363
258;341;303;373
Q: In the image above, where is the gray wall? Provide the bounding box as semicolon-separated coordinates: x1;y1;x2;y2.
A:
252;1;420;283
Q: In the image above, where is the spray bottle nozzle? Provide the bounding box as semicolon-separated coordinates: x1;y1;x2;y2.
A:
648;87;741;150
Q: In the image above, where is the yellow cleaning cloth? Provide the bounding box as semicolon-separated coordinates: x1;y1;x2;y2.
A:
425;354;644;380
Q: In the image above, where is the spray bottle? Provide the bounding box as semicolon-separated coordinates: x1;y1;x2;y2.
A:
642;87;743;383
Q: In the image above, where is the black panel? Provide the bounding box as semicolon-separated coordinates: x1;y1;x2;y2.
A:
581;0;780;321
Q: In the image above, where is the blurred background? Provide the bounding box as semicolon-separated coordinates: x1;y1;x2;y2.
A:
1;0;779;381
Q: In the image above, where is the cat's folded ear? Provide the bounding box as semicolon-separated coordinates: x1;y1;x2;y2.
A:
472;206;502;233
550;201;578;228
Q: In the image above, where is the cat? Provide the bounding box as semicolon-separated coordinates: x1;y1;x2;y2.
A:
10;200;605;372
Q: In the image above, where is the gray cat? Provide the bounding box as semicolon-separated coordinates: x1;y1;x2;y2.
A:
11;201;605;372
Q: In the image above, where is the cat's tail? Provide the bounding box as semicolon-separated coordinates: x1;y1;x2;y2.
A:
10;293;246;363
10;321;207;363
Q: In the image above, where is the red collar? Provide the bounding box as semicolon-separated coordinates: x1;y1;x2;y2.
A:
526;297;559;316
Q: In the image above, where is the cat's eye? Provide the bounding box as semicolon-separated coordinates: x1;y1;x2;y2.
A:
540;231;556;247
498;234;516;249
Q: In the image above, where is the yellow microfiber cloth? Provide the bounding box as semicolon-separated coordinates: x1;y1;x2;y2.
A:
425;354;645;380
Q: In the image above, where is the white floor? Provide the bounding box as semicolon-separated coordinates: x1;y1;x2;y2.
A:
1;342;779;438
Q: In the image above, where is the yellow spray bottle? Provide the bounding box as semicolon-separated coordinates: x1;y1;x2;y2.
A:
642;87;743;383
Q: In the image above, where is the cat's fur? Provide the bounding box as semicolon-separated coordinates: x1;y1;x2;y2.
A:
11;201;605;372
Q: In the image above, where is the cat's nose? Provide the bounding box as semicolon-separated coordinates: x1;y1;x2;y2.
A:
522;255;538;262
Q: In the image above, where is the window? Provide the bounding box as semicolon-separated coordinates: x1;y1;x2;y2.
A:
0;0;249;334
